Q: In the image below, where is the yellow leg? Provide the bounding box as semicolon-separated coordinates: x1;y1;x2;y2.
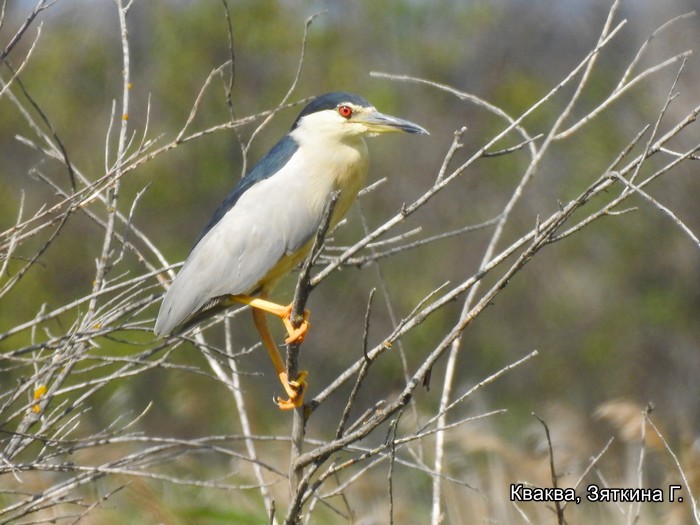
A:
246;299;309;409
232;295;310;344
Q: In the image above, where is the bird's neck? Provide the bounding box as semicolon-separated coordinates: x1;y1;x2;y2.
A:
291;128;370;223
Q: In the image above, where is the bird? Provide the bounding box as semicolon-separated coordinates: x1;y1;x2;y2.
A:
154;92;428;409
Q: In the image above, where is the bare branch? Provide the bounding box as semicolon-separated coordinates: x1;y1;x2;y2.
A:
3;4;699;524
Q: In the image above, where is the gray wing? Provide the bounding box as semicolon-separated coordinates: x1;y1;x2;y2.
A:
154;160;322;336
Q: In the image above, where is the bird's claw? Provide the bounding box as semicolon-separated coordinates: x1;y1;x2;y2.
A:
281;305;311;344
275;370;309;410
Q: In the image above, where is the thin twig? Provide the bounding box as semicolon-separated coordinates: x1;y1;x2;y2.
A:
287;190;340;500
334;289;377;439
533;414;565;525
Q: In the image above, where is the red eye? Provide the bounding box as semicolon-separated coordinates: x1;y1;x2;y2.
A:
338;105;353;119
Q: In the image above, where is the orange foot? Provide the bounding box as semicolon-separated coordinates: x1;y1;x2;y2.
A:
275;370;309;409
279;305;311;345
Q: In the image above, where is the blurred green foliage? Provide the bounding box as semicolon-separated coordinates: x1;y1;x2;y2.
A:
1;0;700;521
3;0;699;430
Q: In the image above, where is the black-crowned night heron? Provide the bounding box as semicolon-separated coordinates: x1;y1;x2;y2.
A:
155;92;427;409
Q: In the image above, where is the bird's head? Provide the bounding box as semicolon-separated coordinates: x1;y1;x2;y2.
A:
290;92;428;142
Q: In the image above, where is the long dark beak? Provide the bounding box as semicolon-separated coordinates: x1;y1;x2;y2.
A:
359;110;429;135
